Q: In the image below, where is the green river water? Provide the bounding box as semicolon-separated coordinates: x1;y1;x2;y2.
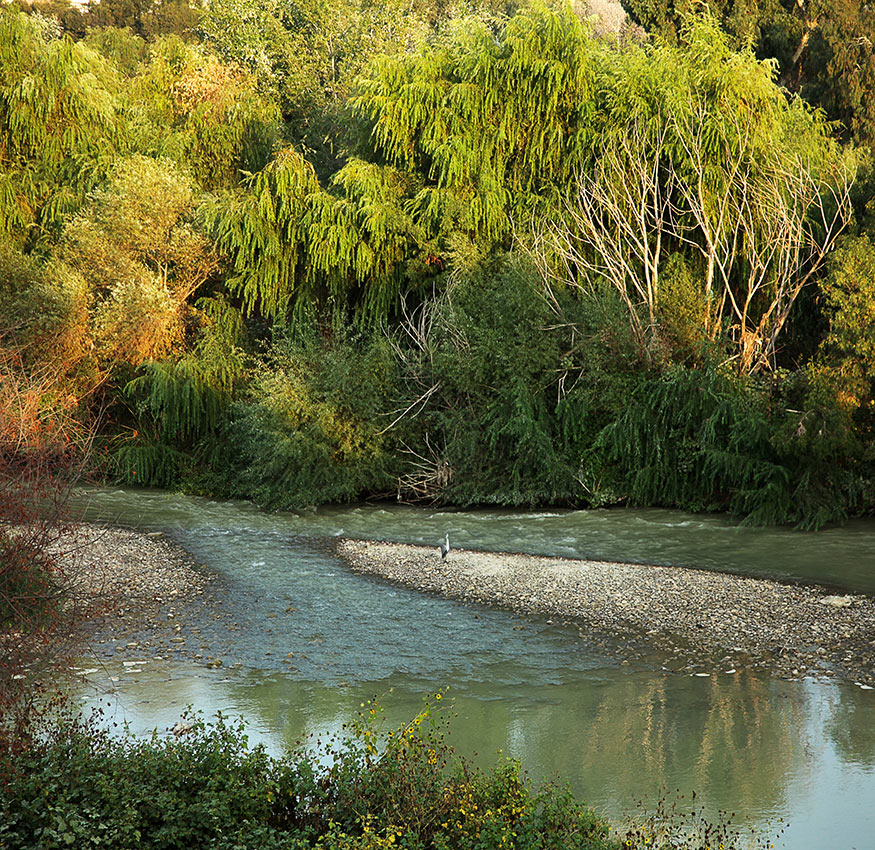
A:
71;488;875;850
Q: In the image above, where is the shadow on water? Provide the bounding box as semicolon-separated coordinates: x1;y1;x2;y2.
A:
70;487;875;850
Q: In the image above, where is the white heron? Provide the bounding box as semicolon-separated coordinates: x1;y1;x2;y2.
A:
439;532;450;559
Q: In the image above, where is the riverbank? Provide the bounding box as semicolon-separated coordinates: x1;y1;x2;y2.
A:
59;524;226;664
335;539;875;687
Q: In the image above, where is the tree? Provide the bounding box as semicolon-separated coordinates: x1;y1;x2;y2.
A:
205;4;599;327
127;37;280;191
536;16;853;372
198;0;433;175
621;0;875;147
56;155;218;368
809;234;875;428
353;3;595;253
80;0;203;41
0;7;121;248
205;146;423;324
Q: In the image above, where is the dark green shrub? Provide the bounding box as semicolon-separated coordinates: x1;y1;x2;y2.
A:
595;361;873;528
0;698;619;850
390;255;647;508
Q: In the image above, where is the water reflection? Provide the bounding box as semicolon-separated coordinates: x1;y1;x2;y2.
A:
78;661;875;850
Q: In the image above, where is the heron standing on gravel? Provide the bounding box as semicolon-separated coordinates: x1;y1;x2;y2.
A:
440;532;451;559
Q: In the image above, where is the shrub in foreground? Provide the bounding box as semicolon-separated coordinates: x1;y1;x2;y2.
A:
0;696;617;850
0;695;778;850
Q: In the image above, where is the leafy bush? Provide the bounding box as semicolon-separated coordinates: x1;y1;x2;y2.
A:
596;361;873;528
225;327;399;508
0;697;619;850
391;254;646;508
1;693;783;849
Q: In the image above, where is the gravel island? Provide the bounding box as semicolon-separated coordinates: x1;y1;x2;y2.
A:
336;539;875;687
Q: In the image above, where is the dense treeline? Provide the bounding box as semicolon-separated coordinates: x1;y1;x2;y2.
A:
2;0;875;528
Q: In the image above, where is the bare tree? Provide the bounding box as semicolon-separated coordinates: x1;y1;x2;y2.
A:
535;120;676;361
532;107;853;373
667;101;854;372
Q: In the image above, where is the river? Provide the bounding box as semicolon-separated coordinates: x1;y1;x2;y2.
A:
72;488;875;849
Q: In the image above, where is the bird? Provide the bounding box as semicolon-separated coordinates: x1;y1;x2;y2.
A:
439;532;451;559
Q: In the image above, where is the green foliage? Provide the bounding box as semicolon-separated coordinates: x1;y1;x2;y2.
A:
0;244;52;348
621;0;875;146
198;0;433;176
82;0;204;41
0;6;121;246
402;255;578;505
2;0;873;526
597;365;788;519
206;147;422;324
389;255;643;507
817;235;875;384
554;11;850;372
0;713;279;849
127;37;280;190
225;327;398;508
353;3;595;250
0;698;619;850
57;154;217;368
596;363;871;527
113;295;248;486
786;233;875;522
85;25;151;76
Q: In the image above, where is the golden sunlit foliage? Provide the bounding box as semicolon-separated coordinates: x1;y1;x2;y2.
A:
1;0;874;525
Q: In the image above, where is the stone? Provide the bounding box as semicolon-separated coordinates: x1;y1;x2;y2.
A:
820;595;855;608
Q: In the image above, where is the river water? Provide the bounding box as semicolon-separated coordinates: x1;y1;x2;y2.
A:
72;488;875;849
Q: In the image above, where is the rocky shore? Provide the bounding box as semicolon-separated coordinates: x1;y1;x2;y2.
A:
336;539;875;687
60;524;228;666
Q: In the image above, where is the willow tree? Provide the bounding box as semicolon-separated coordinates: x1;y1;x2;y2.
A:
353;2;595;257
198;0;433;176
206;146;422;323
0;7;122;247
205;5;598;326
538;15;853;372
623;0;875;147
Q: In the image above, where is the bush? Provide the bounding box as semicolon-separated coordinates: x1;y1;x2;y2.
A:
0;697;619;850
391;254;646;508
595;361;874;528
225;327;399;509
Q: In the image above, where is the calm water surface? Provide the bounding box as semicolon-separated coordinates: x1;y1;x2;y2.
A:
72;489;875;850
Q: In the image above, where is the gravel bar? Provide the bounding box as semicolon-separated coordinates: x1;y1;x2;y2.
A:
57;524;226;664
61;524;212;607
336;539;875;687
